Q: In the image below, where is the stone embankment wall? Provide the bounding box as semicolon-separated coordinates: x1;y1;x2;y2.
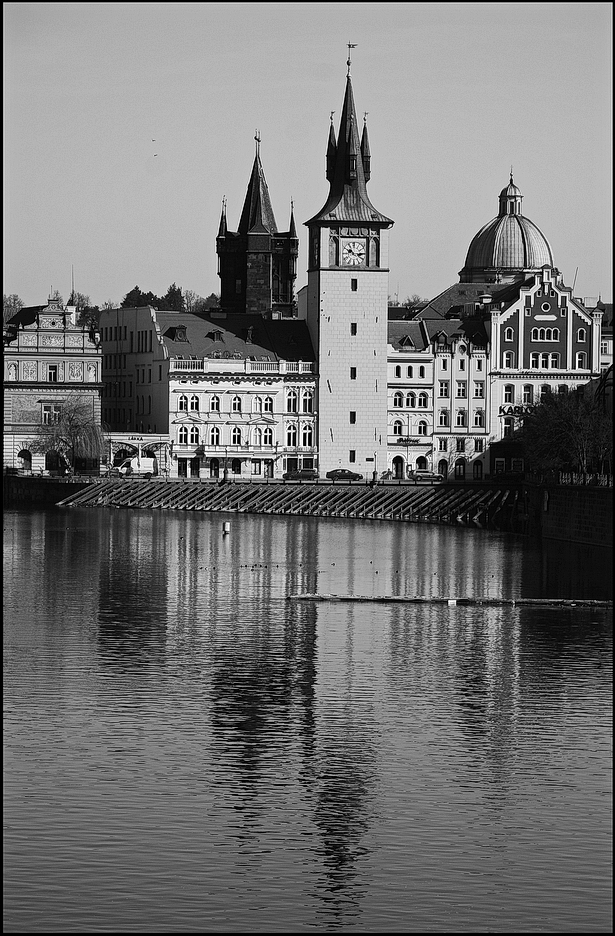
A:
3;475;90;506
530;484;612;548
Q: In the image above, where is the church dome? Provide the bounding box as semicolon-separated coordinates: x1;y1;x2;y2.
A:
459;175;554;283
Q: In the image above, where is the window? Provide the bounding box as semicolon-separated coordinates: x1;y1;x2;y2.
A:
210;426;220;445
473;382;484;398
178;426;188;444
418;392;428;408
438;438;448;451
523;385;533;404
601;341;609;354
263;427;273;445
48;365;58;382
474;410;484;427
541;353;550;369
394;391;404;407
418;421;427;436
419;366;425;378
393;420;403;436
302;424;313;446
264;396;273;413
439;381;449;398
350;322;357;335
42;404;61;424
576;351;587;369
550;352;560;369
558;384;568;395
503;417;514;438
190;395;199;412
438;410;449;427
504;385;514;403
253;396;263;414
407;366;413;378
350;367;357;380
286;424;297;446
441;359;448;371
178;394;188;412
232;395;242;413
530;352;540;368
504;327;514;341
476;359;483;372
459;359;465;372
456;438;465;452
455;410;467;427
210;395;220;412
351;279;358;292
540;384;551;401
577;328;586;342
456;382;466;398
349;450;356;463
252;460;262;476
474;438;484;453
349;411;356;424
503;351;515;368
395;366;401;378
232;427;242;445
405;392;415;408
190;426;200;444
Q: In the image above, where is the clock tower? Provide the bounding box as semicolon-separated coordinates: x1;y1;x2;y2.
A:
306;52;393;476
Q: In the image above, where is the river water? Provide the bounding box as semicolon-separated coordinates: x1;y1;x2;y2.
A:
3;507;612;933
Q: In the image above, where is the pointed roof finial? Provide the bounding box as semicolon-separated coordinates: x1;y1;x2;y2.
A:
347;42;357;77
510;165;514;184
363;112;368;124
254;129;261;156
330;111;335;123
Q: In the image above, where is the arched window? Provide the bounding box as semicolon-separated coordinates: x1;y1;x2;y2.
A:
231;426;242;445
419;366;425;378
541;353;550;369
456;409;466;427
286;423;297;446
418;392;428;408
503;351;515;368
190;426;199;444
438;410;449;427
178;394;188;412
302;392;313;413
558;384;568;395
253;396;263;414
550;352;560;368
473;461;483;480
393;391;404;407
178;426;188;444
523;385;533;404
231;395;242;413
302;424;313;447
407;366;413;378
263;427;273;445
474;409;484;427
210;395;220;412
577;328;586;342
253;427;262;447
417;421;427;436
393;420;403;436
286;390;298;413
190;395;199;411
263;396;273;413
576;351;587;369
394;365;401;378
210;426;220;446
553;328;560;340
406;392;415;408
530;353;540;368
504;384;514;403
503;417;514;438
504;327;514;341
531;328;539;341
454;458;466;479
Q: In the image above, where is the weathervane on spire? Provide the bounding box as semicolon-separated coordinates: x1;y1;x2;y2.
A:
330;111;335;123
510;165;514;184
363;111;368;123
347;42;357;76
254;129;261;156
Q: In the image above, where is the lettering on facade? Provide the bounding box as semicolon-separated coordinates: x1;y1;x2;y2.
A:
498;405;535;417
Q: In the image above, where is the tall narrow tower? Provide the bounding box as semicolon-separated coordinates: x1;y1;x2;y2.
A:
305;51;393;476
217;134;298;316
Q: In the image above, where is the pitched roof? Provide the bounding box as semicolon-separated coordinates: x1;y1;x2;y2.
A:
238;152;278;234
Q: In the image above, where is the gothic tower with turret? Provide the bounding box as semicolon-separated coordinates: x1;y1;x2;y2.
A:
305;54;393;476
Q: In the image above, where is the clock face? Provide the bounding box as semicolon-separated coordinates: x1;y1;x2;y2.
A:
342;240;366;266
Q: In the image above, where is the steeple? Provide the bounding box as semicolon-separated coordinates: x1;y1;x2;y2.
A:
238;132;278;234
217;197;227;237
289;199;297;238
498;171;523;217
307;58;391;225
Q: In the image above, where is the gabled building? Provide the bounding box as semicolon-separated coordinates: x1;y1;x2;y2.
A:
3;297;103;472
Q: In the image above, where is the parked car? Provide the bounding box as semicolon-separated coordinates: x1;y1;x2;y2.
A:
407;469;444;483
325;469;364;482
282;468;319;481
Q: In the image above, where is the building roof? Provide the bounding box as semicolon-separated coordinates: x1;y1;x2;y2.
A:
387;320;430;351
415;280;528;319
237;144;278;235
154;311;316;363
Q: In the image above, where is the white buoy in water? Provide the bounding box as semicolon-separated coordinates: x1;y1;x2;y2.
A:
222;521;231;534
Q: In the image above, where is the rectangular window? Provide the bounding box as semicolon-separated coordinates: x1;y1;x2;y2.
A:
251;460;262;475
349;450;356;463
441;359;448;371
456;382;466;398
349;411;356;424
350;322;357;335
350;367;357;380
456;438;466;452
351;279;358;292
438;438;448;451
438;381;449;397
42;404;62;424
474;382;484;397
159;365;162;380
476;359;483;371
459;359;465;371
474;439;484;453
47;365;58;382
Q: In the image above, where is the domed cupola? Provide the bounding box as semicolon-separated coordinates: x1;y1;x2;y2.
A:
459;174;554;284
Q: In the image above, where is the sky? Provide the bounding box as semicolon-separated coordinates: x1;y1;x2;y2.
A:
4;2;612;308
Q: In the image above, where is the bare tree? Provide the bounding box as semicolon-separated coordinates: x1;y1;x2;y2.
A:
3;293;24;323
28;398;107;471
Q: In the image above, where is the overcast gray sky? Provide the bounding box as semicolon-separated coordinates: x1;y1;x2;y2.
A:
4;2;612;307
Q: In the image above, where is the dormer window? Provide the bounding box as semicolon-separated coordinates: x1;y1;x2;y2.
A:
176;325;187;341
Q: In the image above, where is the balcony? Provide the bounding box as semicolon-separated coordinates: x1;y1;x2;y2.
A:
169;358;314;375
